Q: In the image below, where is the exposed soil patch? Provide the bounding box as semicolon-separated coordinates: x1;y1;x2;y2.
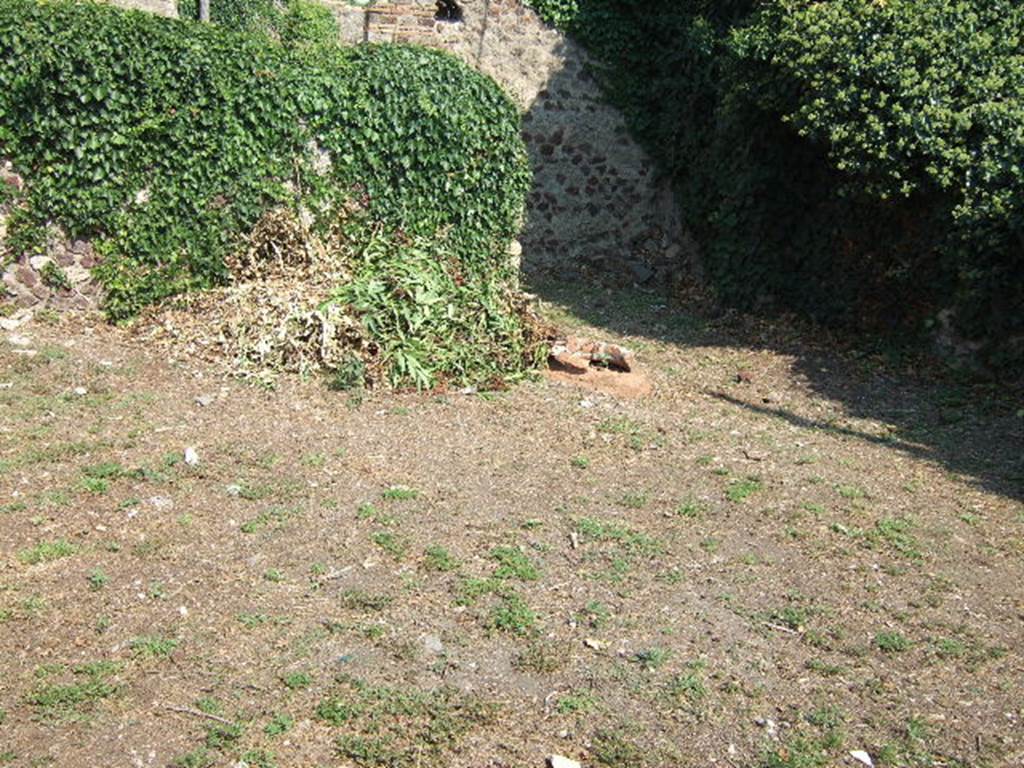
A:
1;286;1022;768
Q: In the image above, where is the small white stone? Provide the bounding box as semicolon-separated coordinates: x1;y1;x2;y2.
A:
421;634;444;654
73;386;87;396
7;334;31;347
850;751;874;768
184;447;200;466
178;605;189;618
547;755;581;768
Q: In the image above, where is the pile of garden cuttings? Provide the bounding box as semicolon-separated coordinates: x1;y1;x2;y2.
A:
135;209;552;389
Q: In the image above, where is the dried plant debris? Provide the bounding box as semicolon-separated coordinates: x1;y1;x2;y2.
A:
137;209;548;389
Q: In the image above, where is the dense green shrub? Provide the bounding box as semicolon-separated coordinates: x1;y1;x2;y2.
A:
526;0;1024;369
0;0;530;320
329;229;539;389
734;0;1024;357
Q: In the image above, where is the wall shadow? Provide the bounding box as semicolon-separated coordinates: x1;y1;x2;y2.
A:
526;273;1024;503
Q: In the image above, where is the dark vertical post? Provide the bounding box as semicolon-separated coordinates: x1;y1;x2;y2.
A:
477;0;491;67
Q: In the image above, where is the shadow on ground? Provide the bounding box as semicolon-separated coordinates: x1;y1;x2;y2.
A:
526;273;1024;504
516;36;1023;506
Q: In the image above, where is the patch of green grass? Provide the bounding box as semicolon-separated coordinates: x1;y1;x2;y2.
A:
675;500;704;518
204;721;244;750
340;590;393;611
27;661;119;721
454;576;504;605
302;451;327;467
423;546;459;572
195;697;222;715
597;417;661;452
381;486;418;502
263;568;285;583
171;748;216;768
699;536;720;553
241;506;299;534
869;517;922;560
663;661;708;710
130;635;179;659
632;647;671;670
874;631;912;653
581;600;612;629
282;672;312;690
932;637;966;659
805;659;844;677
18;539;77;565
835;484;865;500
576;518;663;556
556;691;597;714
373;531;409;561
240;750;276;768
265;712;294;736
489;593;537;635
322;678;496;768
769;605;812;631
726;476;762;503
316;696;364;725
490;546;540;581
87;568;109;590
82;462;127;480
760;736;831;768
571;456;590;469
592;729;646;767
235;481;278;501
618;491;648;509
357;502;394;525
513;640;567;673
806;706;845;732
131;538;162;558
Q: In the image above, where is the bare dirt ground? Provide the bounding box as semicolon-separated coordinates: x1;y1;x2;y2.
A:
1;278;1022;768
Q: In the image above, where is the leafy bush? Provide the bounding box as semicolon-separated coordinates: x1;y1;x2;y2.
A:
734;0;1024;361
329;230;538;389
526;0;1024;370
0;0;530;320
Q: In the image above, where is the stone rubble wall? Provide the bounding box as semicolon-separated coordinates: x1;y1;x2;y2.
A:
2;0;687;314
1;164;104;311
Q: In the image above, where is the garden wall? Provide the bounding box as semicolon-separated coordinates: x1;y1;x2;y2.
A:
325;0;685;282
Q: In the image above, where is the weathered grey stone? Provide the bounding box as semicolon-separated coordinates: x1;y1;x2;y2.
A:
15;265;37;288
